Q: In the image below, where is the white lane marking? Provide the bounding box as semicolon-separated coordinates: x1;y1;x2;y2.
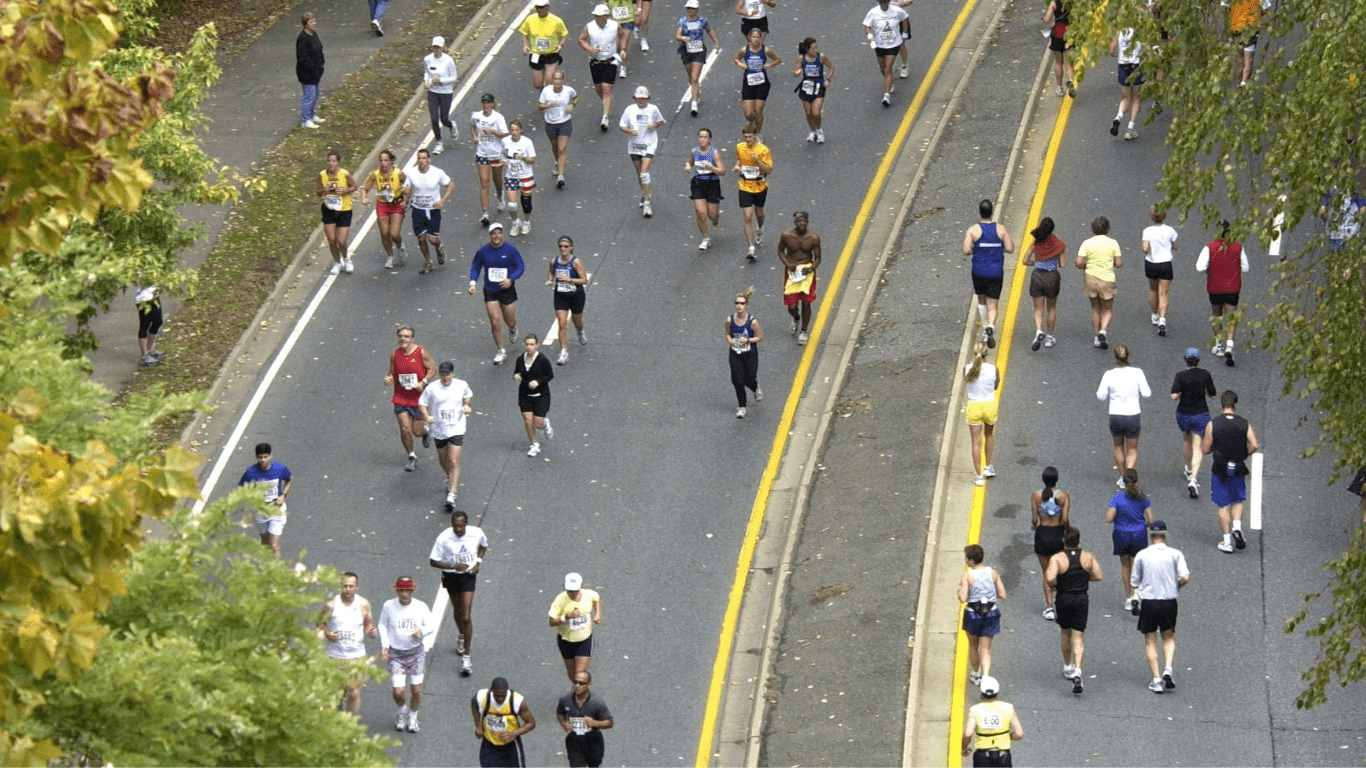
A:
1270;194;1286;258
427;583;450;651
1250;451;1263;530
676;48;722;114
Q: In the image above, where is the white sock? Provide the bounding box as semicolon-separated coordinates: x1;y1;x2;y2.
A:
1226;339;1235;350
1232;520;1242;532
1115;111;1124;120
977;305;988;327
1223;533;1232;546
1128;121;1135;130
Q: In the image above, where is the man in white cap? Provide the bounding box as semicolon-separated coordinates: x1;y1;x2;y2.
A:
548;572;602;682
618;85;665;218
520;0;569;89
424;36;459;154
962;676;1024;766
578;4;623;131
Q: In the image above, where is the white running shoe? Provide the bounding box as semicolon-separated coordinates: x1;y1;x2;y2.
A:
642;200;653;218
497;197;507;211
395;707;409;731
303;119;321;129
405;455;418;472
543;419;554;440
639;37;649;52
556;348;569;365
493;348;507;365
344;257;354;274
446;491;456;505
746;246;756;261
807;131;816;142
577;330;588;345
736;407;746;419
754;387;762;402
983;465;996;478
508;327;518;344
1044;334;1056;348
815;128;825;144
1062;664;1076;678
527;442;541;457
882;93;891;107
461;655;472;676
790;318;798;335
973;475;985;486
407;710;420;733
899;63;909;78
329;262;341;275
797;331;808;345
384;255;396;269
432;141;444;155
690;100;698;116
1151;312;1161;326
371;18;383;35
698;237;710;250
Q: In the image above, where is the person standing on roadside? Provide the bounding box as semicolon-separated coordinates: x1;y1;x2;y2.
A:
1196;219;1250;367
295;13;325;129
1045;527;1102;695
548;572;602;683
726;287;764;419
419;361;474;506
237;442;293;557
619;86;666;219
1097;344;1151;487
471;94;510;226
424;37;459;154
1030;467;1070;621
558;672;614;768
472;678;536;767
579;6;622;132
384;325;434;473
959;544;1006;685
1131;520;1189;694
793;37;834;144
676;0;718;117
1020;216;1064;351
962;676;1024;767
547;235;589;365
429;511;488;676
1202;389;1260;553
539;70;577;189
1076;215;1121;349
1107;468;1153;616
961;198;1015;350
734;123;773;261
686;128;726;251
514;334;555;457
362;150;409;270
134;285;165;366
521;0;570;90
777;211;821;346
1170;348;1216;498
963;343;998;487
379;576;435;733
318;571;378;714
734;28;782;134
403;148;454;275
469;222;526;366
1043;0;1075;96
317;151;357;275
863;0;910;108
1140;205;1179;335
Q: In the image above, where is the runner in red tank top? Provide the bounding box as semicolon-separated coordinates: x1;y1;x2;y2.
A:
384;326;436;471
1196;220;1250;367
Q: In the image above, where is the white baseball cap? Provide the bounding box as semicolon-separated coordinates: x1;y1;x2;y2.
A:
684;0;700;7
980;676;1000;696
534;0;550;6
431;35;445;47
564;572;583;590
634;85;650;98
592;3;610;14
488;222;504;232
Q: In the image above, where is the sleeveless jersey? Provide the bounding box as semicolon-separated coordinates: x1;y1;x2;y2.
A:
742;47;768;86
319;169;354;212
1205;239;1244;293
970;700;1015;751
799;53;825;93
585;20;618;60
479;689;525;745
372;168;403;204
1211;412;1250;476
692;146;720;179
966;566;997;604
1038;492;1062;518
729;314;756;354
553;256;584;296
391;344;429;408
971;222;1005;278
327;595;367;659
1055;549;1089;594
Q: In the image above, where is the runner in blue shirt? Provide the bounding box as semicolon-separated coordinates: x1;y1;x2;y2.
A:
469;222;527;365
238;442;293;557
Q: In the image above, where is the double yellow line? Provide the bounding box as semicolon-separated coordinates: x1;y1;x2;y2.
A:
690;0;989;762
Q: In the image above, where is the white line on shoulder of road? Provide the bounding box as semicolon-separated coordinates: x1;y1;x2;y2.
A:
427;582;450;651
1250;451;1263;530
675;48;722;114
1269;194;1286;258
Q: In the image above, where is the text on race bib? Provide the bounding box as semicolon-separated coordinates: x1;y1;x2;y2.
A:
980;714;1003;728
612;4;629;19
632;142;648;152
686;38;703;52
485;714;508;732
740;165;760;179
398;373;418;389
570;717;589;735
746;70;766;86
568;614;590;630
323;194;343;210
488;267;508;282
801;80;816;94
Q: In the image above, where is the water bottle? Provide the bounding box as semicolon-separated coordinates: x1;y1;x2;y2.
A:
1227;461;1237;478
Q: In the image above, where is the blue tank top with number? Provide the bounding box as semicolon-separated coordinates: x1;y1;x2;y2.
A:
971;222;1005;278
729;314;755;351
800;54;824;85
553;257;583;296
743;47;767;81
693;146;719;180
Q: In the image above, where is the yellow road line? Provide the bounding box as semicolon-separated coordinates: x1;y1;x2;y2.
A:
946;94;1075;768
691;0;985;763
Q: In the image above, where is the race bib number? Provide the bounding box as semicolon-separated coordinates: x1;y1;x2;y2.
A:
631;142;648;153
731;334;751;354
801;80;816;95
489;267;508;282
740;165;761;180
745;0;761;15
455;549;476;565
570;717;589;735
556;280;577;293
788;266;806;282
380;187;395;202
567;614;590;631
479;130;500;148
323;194;343;211
398;373;418;389
876;27;900;47
611;4;630;19
439;408;457;421
535;37;552;51
685;38;703;53
485;714;508;732
398;618;418;632
746;70;766;86
261;484;280;503
693;160;711;175
980;713;1003;729
597;41;615;56
411;192;435;208
337;630;356;643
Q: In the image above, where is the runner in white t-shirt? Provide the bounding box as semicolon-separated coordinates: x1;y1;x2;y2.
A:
469;94;510;226
1140;204;1179;336
618;86;666;218
863;0;909;107
419;360;474;506
500;120;538;236
402;148;454;275
538;71;578;188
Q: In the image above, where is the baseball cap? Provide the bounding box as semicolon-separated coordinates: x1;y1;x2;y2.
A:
480;92;496;103
564;572;583;590
1184;347;1200;360
684;0;700;7
533;0;549;6
980;676;1000;696
431;35;445;47
488;221;504;232
634;85;650;98
592;3;609;14
1149;519;1168;532
394;576;416;590
438;360;455;374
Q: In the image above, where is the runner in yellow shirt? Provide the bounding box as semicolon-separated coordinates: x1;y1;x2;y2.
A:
734;123;773;261
520;0;570;89
548;572;603;683
316;151;358;275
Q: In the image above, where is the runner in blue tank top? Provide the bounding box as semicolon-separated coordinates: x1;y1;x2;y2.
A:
960;198;1015;349
686;128;726;250
792;37;835;144
733;28;781;132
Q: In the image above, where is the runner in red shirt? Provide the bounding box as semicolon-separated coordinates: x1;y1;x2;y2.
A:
383;326;436;471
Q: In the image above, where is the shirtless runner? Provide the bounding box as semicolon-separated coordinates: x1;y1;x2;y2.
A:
777;211;822;345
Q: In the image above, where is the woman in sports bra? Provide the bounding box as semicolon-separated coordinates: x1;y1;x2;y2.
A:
792;37;834;144
1030;466;1071;621
733;28;781;133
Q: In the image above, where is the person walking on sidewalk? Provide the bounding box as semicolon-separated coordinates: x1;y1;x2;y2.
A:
429;511;487;676
295;13;325;128
1096;343;1151;487
403;148;454;274
134;285;165;366
734;123;773;261
557;672;614;768
579;6;623;131
962;676;1024;767
1196;219;1250;366
548;572;602;683
1131;520;1189;693
369;0;389;35
1030;466;1071;621
469;222;526;365
317;571;378;713
379;576;435;733
547;235;589;365
419;360;474;506
317;151;357;275
962;198;1015;350
424;37;459;154
963;343;998;487
1107;468;1153;615
1075;215;1122;349
1020;216;1064;351
538;70;577;188
726;287;764;419
1140;205;1179;335
384;325;434;473
777;211;821;346
1170;348;1216;498
959;544;1006;685
1202;389;1260;553
362;149;409;269
521;0;570;90
1045;527;1102;695
237;442;293;557
514;334;555;457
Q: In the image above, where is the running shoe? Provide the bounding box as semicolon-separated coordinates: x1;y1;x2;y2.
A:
736;407;746;419
1217;540;1234;553
1187;479;1200;499
1110;118;1121;136
435;242;446;264
1149;678;1165;694
446;491;456;505
1131;597;1140;616
1124;128;1139;141
698;237;710;250
969;670;982;686
815;129;825;144
396;708;409;731
1098;330;1109;350
493;348;507;365
344;257;355;273
407;710;420;733
1151;313;1161;326
797;331;808;345
1043;607;1056;621
1162;667;1176;689
1072;672;1084;695
1224;346;1235;367
1066;79;1076;97
497;197;506;211
556;174;565;189
983;326;995;348
461;655;472;676
405;455;418;472
639;37;649;52
1124;596;1135;613
790;318;798;335
421;429;431;449
139;353;159;366
1031;331;1044;351
398;244;408;266
557;348;569;365
1055;85;1065;96
1158;319;1167;336
1212;342;1224;357
807;131;816;142
480;211;490;226
1043;334;1056;348
983;465;996;478
1183;466;1193;481
384;255;396;269
371;18;383;36
600;116;610;132
882;93;891;107
690;100;699;116
618;64;626;78
1116;475;1126;490
1093;334;1104;348
899;63;909;78
1233;529;1246;549
1062;665;1076;679
303;119;321;129
578;330;588;345
508;327;518;345
746;246;756;261
329;262;342;275
432;141;444;155
148;349;166;359
755;387;762;402
642;200;653;218
419;261;434;275
543;419;554;440
527;442;541;457
973;475;985;487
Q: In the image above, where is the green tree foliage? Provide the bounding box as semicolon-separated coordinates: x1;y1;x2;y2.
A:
1066;0;1366;709
19;499;394;767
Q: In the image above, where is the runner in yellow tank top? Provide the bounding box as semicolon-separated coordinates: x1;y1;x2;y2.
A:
316;151;358;274
361;149;409;269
